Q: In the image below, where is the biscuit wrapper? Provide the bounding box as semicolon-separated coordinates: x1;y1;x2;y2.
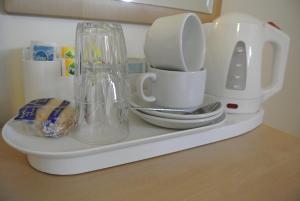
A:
14;98;75;137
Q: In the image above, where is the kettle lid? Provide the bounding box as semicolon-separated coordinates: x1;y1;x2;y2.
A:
214;12;262;25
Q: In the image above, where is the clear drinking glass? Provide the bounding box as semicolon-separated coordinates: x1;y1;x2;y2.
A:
73;22;129;145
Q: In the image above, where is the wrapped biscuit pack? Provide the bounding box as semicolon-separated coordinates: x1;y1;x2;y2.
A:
14;98;75;137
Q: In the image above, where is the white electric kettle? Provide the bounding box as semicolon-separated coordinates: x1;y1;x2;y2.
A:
204;13;290;113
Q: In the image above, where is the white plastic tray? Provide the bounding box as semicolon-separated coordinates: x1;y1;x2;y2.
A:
2;109;264;175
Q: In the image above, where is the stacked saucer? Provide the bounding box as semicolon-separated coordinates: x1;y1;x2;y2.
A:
130;94;226;130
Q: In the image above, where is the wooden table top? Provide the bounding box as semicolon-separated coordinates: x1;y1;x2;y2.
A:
1;124;300;201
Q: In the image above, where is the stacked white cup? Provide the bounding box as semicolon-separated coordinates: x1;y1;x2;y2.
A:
137;13;207;110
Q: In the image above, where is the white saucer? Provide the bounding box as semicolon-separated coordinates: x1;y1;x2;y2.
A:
129;94;224;120
131;109;226;130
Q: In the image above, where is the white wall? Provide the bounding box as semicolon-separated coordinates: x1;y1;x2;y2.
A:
0;0;299;137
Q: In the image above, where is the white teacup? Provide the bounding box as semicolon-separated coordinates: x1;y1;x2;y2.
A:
144;13;206;72
136;67;206;109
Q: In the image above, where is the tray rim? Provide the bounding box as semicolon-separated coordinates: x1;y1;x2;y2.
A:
2;109;263;159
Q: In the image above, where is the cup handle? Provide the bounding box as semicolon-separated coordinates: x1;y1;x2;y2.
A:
136;73;156;102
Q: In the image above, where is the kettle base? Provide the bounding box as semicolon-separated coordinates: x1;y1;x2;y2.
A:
209;95;262;114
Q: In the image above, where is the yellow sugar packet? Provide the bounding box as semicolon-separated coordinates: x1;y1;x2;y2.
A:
63;58;75;77
61;47;75;59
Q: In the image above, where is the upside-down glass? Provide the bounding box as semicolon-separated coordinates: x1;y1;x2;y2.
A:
73;22;130;145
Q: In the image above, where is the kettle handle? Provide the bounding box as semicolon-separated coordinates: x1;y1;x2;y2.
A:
262;22;290;101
